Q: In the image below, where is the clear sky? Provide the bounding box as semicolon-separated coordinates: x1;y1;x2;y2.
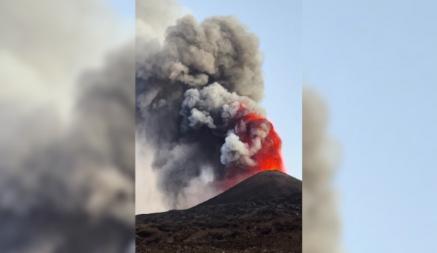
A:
178;0;303;179
305;0;437;252
110;0;134;19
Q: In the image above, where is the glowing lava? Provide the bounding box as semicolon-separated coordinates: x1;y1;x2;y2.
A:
235;113;284;170
221;106;285;189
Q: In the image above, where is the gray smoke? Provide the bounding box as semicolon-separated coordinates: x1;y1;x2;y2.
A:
136;15;267;210
303;87;342;253
137;15;264;100
135;0;186;214
0;45;135;253
0;0;137;252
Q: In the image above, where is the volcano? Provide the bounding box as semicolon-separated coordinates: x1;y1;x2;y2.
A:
136;171;302;253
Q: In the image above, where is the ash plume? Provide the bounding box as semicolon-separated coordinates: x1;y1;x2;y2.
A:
136;15;285;210
303;87;341;253
135;0;186;214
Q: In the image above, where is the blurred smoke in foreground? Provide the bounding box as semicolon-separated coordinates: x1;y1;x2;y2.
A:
303;87;342;253
0;0;135;252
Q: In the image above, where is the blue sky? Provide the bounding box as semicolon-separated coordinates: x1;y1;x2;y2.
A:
110;0;134;19
305;0;437;252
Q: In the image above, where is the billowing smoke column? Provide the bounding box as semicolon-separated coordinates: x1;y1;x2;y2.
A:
136;15;284;208
181;83;285;188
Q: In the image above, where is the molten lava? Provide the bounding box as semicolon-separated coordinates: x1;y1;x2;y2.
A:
221;106;285;189
236;113;284;172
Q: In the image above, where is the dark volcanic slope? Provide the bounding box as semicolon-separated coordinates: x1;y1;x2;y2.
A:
198;170;301;207
136;171;302;253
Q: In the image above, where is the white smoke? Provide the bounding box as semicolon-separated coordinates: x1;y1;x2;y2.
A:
220;133;253;166
181;83;262;125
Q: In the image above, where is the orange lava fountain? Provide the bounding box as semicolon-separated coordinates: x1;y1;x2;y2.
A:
221;106;285;189
236;113;284;172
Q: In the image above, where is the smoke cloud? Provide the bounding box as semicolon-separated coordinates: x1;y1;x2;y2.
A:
303;87;341;253
135;0;186;214
136;15;285;211
0;0;163;252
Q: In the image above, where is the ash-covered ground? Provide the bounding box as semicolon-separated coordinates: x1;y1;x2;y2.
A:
136;171;301;253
